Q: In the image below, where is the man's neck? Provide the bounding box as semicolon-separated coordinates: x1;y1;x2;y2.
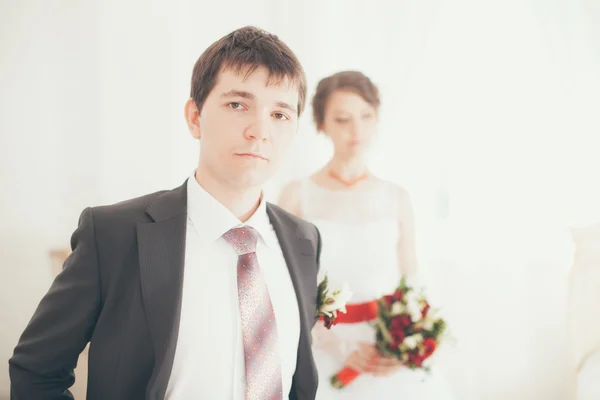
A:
194;169;262;223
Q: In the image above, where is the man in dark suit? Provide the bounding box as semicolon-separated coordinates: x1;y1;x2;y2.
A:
9;26;321;400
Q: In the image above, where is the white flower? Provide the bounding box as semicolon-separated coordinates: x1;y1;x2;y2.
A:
391;301;404;316
406;301;422;322
402;334;423;350
404;290;421;306
403;337;416;349
320;282;352;317
422;316;435;331
428;308;440;320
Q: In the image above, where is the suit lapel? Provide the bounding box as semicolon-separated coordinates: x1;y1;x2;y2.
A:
137;182;188;400
267;204;318;399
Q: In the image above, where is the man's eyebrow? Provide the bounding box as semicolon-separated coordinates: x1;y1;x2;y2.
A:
220;90;255;99
276;101;297;115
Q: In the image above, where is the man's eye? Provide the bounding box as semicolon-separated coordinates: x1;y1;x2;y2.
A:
273;112;289;121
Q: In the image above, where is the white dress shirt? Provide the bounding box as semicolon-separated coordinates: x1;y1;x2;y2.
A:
165;174;300;399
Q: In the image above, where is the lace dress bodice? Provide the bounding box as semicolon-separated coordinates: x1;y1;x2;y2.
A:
300;179;402;302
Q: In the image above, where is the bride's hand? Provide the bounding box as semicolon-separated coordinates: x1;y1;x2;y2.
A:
344;343;403;376
368;355;404;376
343;342;378;372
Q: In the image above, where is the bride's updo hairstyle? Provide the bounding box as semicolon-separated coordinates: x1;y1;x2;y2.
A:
311;71;380;132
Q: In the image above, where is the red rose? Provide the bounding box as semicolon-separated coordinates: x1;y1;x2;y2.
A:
408;351;424;367
391;316;404;332
421;302;430;317
393;289;404;301
323;315;337;330
391;314;411;331
392;330;405;344
399;314;411;328
388;330;405;351
422;338;437;358
383;295;395;307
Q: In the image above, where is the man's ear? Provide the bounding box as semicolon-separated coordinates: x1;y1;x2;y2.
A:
184;98;201;139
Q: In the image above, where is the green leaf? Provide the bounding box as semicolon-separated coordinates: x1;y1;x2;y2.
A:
376;321;393;343
431;319;447;337
398;275;411;292
317;274;329;309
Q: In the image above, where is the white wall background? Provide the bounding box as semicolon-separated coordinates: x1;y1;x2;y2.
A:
1;0;599;399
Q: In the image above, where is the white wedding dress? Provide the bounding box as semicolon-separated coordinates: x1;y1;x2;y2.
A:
299;179;454;399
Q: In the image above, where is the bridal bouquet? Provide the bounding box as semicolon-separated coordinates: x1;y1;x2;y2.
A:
330;276;447;389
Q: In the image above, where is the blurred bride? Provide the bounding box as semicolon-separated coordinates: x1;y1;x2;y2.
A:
279;71;453;399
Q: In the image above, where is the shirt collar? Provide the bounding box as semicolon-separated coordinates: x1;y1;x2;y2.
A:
186;172;276;247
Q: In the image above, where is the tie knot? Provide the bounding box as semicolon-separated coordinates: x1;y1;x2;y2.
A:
223;226;259;255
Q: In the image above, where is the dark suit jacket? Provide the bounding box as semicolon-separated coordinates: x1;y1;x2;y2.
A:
9;181;321;400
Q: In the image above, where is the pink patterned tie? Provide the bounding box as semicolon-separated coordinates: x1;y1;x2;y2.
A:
223;226;282;400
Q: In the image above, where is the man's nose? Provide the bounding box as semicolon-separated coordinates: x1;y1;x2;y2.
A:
244;115;270;141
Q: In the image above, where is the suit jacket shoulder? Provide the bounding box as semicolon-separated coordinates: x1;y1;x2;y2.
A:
266;202;322;264
91;190;167;226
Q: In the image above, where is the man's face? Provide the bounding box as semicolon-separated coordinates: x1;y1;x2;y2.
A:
188;66;299;190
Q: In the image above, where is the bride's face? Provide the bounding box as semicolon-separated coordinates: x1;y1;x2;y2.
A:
320;90;378;157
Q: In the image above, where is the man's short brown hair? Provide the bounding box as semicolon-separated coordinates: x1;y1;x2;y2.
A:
190;26;307;116
312;71;380;130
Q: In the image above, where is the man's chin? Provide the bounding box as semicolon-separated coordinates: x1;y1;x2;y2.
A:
228;172;270;190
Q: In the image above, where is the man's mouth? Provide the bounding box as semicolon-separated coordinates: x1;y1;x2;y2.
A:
235;152;268;161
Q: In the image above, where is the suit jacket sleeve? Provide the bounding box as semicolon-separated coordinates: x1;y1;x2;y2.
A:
9;207;103;399
311;225;322;333
315;225;322;275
